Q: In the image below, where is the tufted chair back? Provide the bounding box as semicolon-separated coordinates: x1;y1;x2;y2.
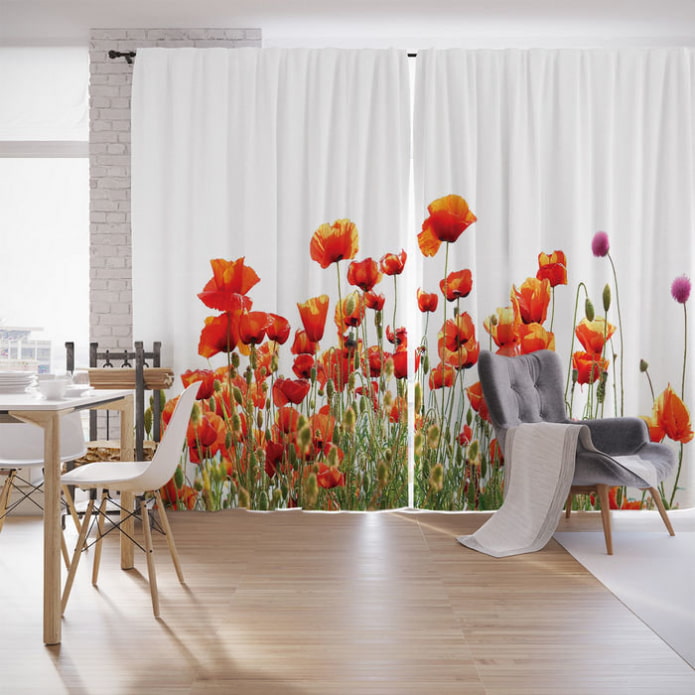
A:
477;349;568;452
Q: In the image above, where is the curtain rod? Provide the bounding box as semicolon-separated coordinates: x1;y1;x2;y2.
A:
108;49;417;62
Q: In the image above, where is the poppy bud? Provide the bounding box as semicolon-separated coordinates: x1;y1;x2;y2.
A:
640;359;649;372
310;366;317;383
414;382;423;413
585;298;595;321
272;488;283;507
144;408;153;437
603;284;611;312
427;424;440;448
233;387;244;405
258;491;269;511
572;368;578;384
423;354;430;373
429;463;444;491
245;366;253;385
488;313;498;326
345;293;356;316
377;461;389;485
414;431;424;456
232;352;240;368
238;487;250;509
174;465;184;488
256;411;264;429
343;406;356;433
326;379;335;399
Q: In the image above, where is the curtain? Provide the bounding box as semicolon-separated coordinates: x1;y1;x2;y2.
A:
132;47;410;381
414;48;695;506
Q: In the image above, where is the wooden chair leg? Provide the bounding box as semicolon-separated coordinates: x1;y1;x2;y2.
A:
141;498;160;618
62;497;95;615
61;483;81;533
648;487;675;536
92;492;109;586
565;492;573;519
61;531;71;569
596;484;613;555
0;471;17;534
154;490;185;584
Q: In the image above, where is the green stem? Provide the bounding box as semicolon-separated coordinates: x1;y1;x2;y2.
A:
607;253;624;415
565;282;588;403
681;303;688;401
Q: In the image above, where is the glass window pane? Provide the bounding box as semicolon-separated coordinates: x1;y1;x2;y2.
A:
0;158;89;372
0;47;88;141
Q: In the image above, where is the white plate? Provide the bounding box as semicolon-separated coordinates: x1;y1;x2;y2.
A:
65;385;92;397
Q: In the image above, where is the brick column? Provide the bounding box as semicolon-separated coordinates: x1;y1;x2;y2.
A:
88;28;262;349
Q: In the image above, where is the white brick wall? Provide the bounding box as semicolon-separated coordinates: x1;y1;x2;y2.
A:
89;28;262;349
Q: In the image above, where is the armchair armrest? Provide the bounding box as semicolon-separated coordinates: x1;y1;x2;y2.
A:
572;417;649;455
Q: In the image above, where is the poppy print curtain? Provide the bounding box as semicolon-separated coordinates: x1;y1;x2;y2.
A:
413;48;695;508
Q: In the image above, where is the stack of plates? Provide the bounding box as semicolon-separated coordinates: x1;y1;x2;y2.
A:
0;371;36;394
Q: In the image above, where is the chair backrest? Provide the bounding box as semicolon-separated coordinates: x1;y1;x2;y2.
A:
477;349;568;452
0;412;87;466
136;383;199;491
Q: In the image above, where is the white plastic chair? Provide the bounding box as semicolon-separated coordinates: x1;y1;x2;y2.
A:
0;412;87;564
60;383;199;617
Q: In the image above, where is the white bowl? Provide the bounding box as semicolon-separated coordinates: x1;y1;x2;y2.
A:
38;378;70;400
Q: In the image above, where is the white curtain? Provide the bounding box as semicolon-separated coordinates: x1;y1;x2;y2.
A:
132;47;410;378
414;48;695;504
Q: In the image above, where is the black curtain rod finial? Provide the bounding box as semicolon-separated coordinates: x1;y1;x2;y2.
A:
108;50;136;64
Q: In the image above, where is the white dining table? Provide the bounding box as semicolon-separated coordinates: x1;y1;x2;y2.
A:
0;388;134;645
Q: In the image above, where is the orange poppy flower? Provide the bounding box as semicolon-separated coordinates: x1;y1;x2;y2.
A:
440;339;480;370
418;194;477;257
310;219;359;269
316;462;345;489
572;351;608;385
335;290;363;329
310;412;337;451
513;277;551;325
429;362;455;390
319;346;353;391
272;378;311;407
187;411;228;464
160;479;198;510
379;249;407;276
367;345;389;377
519;323;555;354
254;342;278;381
276;406;301;434
386;325;407;348
392;349;413;379
646;385;693;444
483;305;521;357
442;313;476;351
291;329;320;355
364;291;385;310
575;317;616;354
181;369;215;399
239;311;269;345
198;257;259;312
440;269;473;301
417;288;439;313
266;313;291;344
457;425;473;446
536;250;568;287
466;381;490;422
198;312;242;358
297;295;329;342
347;257;383;292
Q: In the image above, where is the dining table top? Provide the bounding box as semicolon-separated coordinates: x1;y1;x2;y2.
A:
0;388;133;413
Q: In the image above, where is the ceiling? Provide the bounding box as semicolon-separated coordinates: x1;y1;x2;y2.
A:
2;0;695;46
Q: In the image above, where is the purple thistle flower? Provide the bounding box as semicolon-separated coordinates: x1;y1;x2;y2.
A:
591;231;610;257
671;275;691;304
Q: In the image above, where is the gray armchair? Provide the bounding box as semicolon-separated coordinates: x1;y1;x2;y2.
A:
477;349;676;554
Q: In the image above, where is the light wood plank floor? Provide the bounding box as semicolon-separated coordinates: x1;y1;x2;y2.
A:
1;510;693;694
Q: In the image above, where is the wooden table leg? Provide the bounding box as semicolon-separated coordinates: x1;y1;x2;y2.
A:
118;395;135;570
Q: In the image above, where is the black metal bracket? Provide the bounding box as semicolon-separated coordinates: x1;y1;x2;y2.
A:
108;50;136;64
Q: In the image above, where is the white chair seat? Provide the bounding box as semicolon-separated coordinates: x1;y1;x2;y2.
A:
61;460;151;491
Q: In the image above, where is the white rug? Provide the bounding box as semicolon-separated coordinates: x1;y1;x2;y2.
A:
555;510;695;669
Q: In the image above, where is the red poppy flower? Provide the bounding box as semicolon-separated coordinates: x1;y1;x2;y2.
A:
181;369;215;400
319;347;353;391
347;257;383;292
310;412;337;451
366;345;390;377
417;289;439;313
160;479;198;510
513;277;551;325
429;362;455;390
310;219;359;269
316;462;345;489
187;411;228;464
466;382;490;422
297;295;329;342
291;329;320;355
198;257;259;311
392;349;411;379
379;249;407;276
253;342;278;381
572;351;608;385
457;425;473;446
386;325;407;348
264;440;285;478
198;312;242;358
575;317;615;354
537;250;568;287
519;323;555;354
292;354;315;379
266;313;291;344
418;194;477;257
239;311;269;345
440;339;480;370
389;396;407;424
364;291;386;311
645;385;693;444
272;378;311;407
440;269;473;301
442;313;476;351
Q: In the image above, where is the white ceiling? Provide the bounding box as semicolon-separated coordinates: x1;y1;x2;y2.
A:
2;0;695;46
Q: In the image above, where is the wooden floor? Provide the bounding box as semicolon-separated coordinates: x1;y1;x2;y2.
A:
1;510;693;694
